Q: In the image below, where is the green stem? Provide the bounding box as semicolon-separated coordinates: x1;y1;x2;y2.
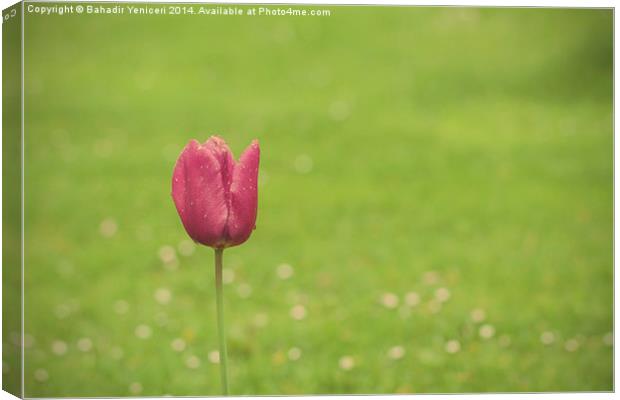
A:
214;248;229;395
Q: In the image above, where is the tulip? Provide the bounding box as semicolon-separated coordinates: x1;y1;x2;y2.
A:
171;136;260;395
171;136;260;249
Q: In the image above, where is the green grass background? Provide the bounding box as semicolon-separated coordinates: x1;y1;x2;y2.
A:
15;4;614;396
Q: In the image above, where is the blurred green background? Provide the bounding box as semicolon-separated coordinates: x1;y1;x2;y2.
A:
14;4;614;396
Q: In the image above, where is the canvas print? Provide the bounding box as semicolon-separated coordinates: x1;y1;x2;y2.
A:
2;2;613;397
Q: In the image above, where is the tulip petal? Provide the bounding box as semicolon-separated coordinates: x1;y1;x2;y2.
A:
227;140;260;246
204;136;236;199
171;140;228;246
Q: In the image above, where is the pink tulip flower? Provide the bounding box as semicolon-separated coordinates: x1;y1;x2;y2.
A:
171;135;260;395
171;136;260;249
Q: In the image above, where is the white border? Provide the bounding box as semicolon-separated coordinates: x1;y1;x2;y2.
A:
20;0;24;397
8;0;620;6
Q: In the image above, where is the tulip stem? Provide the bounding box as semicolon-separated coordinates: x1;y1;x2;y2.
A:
214;248;229;395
